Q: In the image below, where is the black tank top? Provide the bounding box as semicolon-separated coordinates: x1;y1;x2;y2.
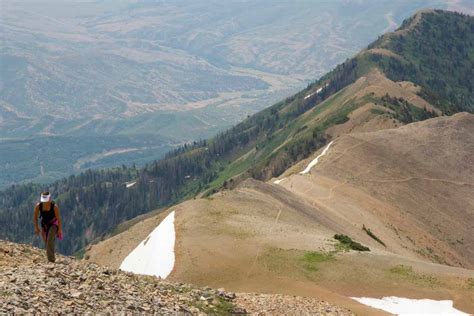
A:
39;202;56;225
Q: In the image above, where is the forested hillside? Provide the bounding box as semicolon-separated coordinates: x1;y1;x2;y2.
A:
1;10;472;255
366;10;474;113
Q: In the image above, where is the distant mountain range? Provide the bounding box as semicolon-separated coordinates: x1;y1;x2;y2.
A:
1;0;473;188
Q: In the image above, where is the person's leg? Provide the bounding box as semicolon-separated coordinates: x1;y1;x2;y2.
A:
41;224;47;243
46;225;57;262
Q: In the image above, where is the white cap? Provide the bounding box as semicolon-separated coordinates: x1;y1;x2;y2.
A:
40;192;51;203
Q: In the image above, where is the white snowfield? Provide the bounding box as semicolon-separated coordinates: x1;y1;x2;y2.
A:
351;296;469;316
299;141;334;175
120;211;176;279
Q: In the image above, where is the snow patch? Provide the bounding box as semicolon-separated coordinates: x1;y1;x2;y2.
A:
299;141;334;175
273;178;286;184
126;181;137;188
304;92;316;100
120;211;176;279
304;83;329;100
351;296;469;316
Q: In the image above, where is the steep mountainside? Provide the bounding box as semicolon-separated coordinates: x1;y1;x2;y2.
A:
1;10;473;256
88;113;474;314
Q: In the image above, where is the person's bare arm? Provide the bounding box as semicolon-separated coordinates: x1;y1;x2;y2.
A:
54;205;62;234
33;204;40;234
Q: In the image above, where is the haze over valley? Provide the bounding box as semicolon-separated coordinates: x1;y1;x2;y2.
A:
2;0;473;187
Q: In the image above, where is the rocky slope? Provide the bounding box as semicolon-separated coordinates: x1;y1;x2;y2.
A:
0;240;353;315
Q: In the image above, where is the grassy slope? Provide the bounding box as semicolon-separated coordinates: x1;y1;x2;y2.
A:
88;132;474;312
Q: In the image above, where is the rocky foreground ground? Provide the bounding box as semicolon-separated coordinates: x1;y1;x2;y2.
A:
0;240;353;315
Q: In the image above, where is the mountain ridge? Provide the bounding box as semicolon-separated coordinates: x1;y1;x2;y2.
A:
87;112;474;313
1;10;473;257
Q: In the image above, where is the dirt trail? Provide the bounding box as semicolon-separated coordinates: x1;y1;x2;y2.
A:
363;177;474;186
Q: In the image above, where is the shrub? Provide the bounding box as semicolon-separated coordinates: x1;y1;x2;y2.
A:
334;234;370;252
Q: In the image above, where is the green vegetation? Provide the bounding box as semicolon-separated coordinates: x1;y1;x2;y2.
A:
415;247;448;265
362;225;386;247
299;251;334;272
192;296;236;315
0;291;13;297
369;10;474;114
378;94;437;123
334;234;370;252
389;264;413;276
370;108;388;115
467;278;474;290
260;247;333;278
388;265;441;287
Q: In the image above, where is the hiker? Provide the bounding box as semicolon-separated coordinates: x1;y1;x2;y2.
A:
33;192;63;262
